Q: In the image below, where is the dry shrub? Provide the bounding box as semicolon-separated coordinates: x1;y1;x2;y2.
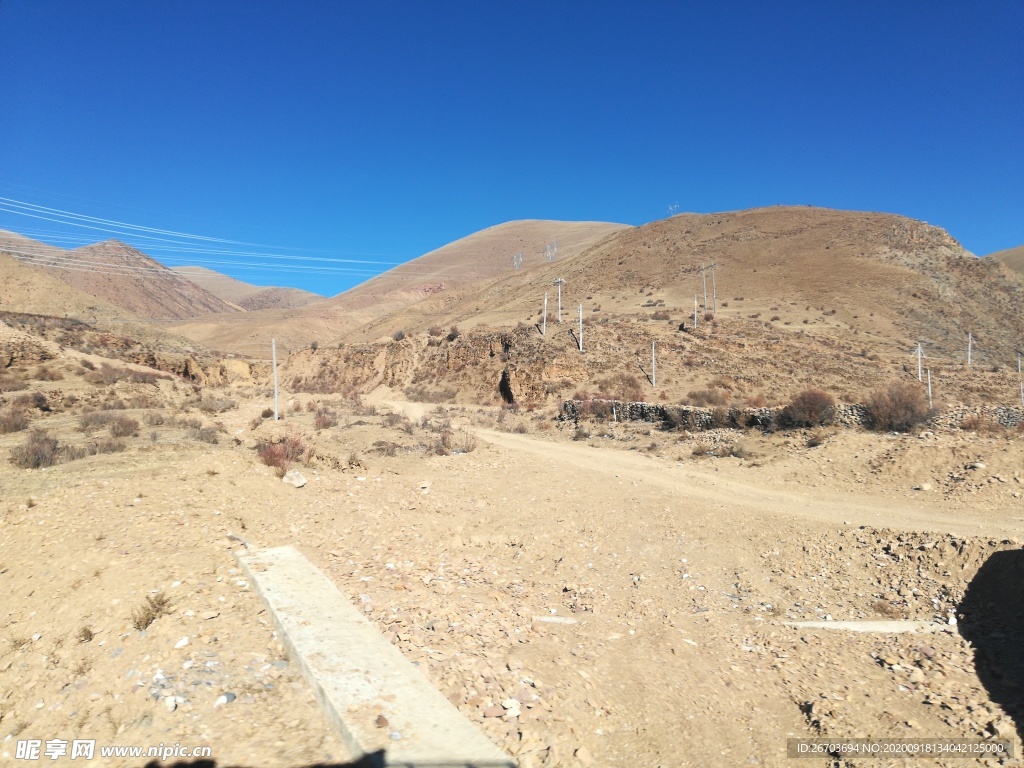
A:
865;382;930;432
188;426;219;444
782;388;835;428
132;592;171;631
373;440;399;457
428;325;444;337
959;414;1004;435
595;373;644;402
0;408;30;433
10;429;60;468
806;428;831;448
256;436;306;473
691;441;714;457
198;396;236;414
261;407;275;419
392;330;406;341
446;325;461;342
686;388;729;407
0;373;28;392
108;416;138;438
144;411;166;426
79;411;117;432
33;366;64;381
314;407;338;430
711;406;732;428
513;423;529;434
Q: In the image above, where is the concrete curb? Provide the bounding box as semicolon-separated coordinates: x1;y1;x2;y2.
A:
237;545;516;768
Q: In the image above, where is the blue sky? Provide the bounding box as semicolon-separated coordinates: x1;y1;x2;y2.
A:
0;2;1021;296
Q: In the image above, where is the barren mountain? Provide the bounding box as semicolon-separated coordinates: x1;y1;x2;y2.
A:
168;219;627;355
986;244;1024;275
0;232;125;320
172;266;323;310
0;231;237;320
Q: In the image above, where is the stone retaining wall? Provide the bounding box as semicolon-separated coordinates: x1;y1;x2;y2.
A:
560;399;1024;432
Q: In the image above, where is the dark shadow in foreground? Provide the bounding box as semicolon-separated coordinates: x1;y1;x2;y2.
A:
145;753;515;768
958;547;1024;741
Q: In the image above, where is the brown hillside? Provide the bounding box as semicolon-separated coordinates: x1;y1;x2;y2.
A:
168;220;627;356
172;266;324;310
0;232;126;320
986;244;1024;275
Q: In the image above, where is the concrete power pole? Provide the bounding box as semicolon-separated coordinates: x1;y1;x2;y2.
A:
702;263;708;312
578;304;583;352
967;333;973;366
554;278;566;323
915;342;923;381
272;338;279;421
651;340;656;388
542;294;548;336
711;264;717;314
694;295;699;329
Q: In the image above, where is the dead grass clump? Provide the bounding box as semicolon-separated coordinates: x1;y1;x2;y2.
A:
188;426;219;444
865;382;930;432
446;325;461;342
404;385;457;403
132;592;171;631
782;388;835;428
711;406;732;428
373;440;399;457
513;423;529;434
726;442;755;459
0;373;28;392
392;330;406;341
144;411;166;426
34;365;64;381
256;436;306;473
959;414;1004;435
108;416;138;438
10;429;60;468
198;396;236;414
261;407;275;419
691;441;714;457
314;407;338;430
873;600;905;619
77;626;94;643
429;429;476;456
595;373;644;402
0;409;30;434
79;411;116;432
686;388;729;407
13;392;49;411
806;428;832;448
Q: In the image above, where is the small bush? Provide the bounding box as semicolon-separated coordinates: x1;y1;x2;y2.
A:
806;428;831;448
132;592;171;631
392;330;406;341
686;388;728;407
108;416;138;438
144;411;166;426
198;396;236;414
711;406;732;428
10;429;60;468
261;407;275;419
0;409;30;434
0;374;28;392
959;414;1003;435
33;366;64;381
79;411;116;432
314;408;338;430
13;392;48;411
256;436;306;473
188;426;219;444
428;326;444;337
446;326;461;342
865;382;930;432
80;359;96;371
691;441;714;457
782;389;835;428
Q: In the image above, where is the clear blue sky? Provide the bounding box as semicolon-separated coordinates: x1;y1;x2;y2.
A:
1;1;1021;296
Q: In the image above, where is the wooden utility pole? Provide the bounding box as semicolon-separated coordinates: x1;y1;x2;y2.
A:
272;339;279;421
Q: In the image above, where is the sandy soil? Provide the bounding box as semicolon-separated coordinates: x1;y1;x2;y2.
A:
2;370;1022;767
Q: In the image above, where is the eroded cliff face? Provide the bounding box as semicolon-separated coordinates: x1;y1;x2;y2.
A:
282;326;595;407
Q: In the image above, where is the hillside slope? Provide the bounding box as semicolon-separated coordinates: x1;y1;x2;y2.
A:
986;244;1024;275
172;266;324;310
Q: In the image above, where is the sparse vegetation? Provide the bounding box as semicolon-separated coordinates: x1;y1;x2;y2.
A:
392;329;406;341
314;407;338;430
108;416;139;438
782;388;835;428
865;382;930;432
0;409;30;434
256;436;307;474
188;426;219;444
10;429;60;468
131;592;171;631
198;396;236;413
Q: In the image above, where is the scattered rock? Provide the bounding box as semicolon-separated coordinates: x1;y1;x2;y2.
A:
214;692;236;707
282;469;307;488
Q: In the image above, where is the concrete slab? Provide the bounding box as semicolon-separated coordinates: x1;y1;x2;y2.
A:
237;545;516;768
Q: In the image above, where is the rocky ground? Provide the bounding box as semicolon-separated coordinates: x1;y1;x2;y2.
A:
1;359;1022;767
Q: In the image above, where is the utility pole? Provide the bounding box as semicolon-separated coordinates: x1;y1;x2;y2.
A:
578;304;583;352
967;333;973;366
701;263;708;311
915;342;923;381
272;338;279;421
1020;381;1023;409
1018;352;1021;376
554;278;566;323
693;294;699;329
651;340;656;388
711;264;717;314
542;294;547;336
927;368;933;409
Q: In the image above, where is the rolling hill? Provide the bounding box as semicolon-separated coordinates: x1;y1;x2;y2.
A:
986;244;1024;276
171;266;324;311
